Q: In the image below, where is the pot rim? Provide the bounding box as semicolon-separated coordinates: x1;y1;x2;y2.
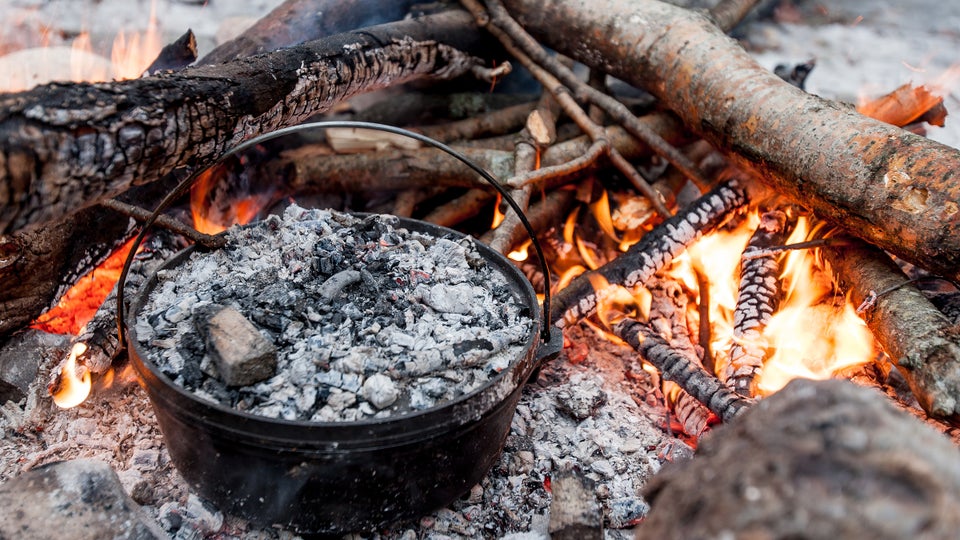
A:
126;213;543;438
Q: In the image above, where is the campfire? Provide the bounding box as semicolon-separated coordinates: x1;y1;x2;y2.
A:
4;0;960;538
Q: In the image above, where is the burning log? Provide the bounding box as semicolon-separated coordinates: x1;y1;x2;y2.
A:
822;236;960;421
613;318;752;424
550;179;748;330
0;10;489;236
47;230;184;403
722;208;794;397
501;0;960;283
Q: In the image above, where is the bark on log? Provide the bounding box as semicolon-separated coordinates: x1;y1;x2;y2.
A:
822;237;960;420
0;10;487;236
502;0;960;283
638;378;960;539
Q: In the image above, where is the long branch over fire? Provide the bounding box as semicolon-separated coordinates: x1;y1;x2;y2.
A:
502;0;960;283
0;10;487;236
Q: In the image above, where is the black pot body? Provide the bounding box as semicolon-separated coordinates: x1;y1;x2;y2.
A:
126;216;547;534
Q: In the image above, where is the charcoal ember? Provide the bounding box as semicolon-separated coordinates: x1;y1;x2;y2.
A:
136;205;532;421
0;330;69;403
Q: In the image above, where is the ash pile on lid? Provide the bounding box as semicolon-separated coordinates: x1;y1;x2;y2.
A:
134;205;533;421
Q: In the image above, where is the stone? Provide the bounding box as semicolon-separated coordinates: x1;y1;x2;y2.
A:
0;458;168;539
199;305;277;386
638;379;960;539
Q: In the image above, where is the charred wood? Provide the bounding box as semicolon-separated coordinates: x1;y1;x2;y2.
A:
723;209;794;397
822;236;960;421
0;10;488;236
649;278;715;437
502;0;960;283
144;30;198;75
551;180;748;330
416;101;537;143
0;209;133;336
50;230;184;384
614;317;752;424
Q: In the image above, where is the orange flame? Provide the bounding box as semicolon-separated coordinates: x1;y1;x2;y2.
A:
491;193;506;229
190;165;271;235
32;237;137;335
51;343;92;408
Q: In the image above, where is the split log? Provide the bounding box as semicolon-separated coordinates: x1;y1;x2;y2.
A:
0;10;488;236
638;378;960;539
501;0;960;283
822;236;960;421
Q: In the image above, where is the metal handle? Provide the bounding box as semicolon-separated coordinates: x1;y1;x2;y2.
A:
116;121;555;346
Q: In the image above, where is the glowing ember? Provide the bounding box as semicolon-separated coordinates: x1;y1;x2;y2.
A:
50;343;92;408
31;238;137;335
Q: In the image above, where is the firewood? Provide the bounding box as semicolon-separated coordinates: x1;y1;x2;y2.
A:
722;209;794;397
822;236;960;421
199;0;420;66
144;30;197;74
614;317;752;424
0;10;489;236
502;0;960;283
550;180;748;330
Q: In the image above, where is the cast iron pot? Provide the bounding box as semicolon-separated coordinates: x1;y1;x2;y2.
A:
121;122;562;535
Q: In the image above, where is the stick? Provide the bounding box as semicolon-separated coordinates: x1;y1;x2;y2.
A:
614;317;753;423
722;209;794;397
502;0;960;283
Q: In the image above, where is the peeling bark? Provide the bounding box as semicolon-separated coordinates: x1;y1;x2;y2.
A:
502;0;960;282
0;10;486;236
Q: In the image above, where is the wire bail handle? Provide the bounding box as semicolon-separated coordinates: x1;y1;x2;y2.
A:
116;121;554;345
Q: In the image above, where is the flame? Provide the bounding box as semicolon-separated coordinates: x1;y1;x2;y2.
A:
190;165;271;235
0;0;162;93
491;194;506;229
31;237;137;335
51;343;92;408
508;239;531;262
754;219;874;394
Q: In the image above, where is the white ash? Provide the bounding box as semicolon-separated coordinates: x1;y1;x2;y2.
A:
134;205;533;421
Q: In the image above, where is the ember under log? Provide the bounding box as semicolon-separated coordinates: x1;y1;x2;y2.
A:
502;0;960;283
0;10;488;236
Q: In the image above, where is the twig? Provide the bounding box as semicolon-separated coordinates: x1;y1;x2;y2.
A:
100;199;226;249
615;317;753;423
470;60;513;82
740;237;846;261
416;101;537;143
422;189;496;228
469;0;711;192
551;179;748;329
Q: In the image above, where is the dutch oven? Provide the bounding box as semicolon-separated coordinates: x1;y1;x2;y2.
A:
119;122;562;534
